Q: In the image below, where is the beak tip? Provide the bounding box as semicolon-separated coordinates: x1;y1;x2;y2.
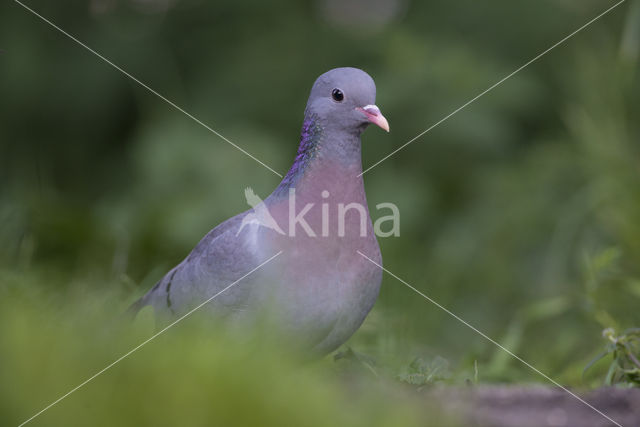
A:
379;117;390;133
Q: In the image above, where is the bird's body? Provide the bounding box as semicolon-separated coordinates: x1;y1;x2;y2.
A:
133;68;388;354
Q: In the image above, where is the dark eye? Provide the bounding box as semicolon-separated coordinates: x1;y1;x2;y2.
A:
331;88;344;102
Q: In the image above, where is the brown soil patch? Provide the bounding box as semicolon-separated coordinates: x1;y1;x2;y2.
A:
431;386;640;427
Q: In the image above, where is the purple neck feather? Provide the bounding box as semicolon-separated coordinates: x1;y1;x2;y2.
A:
274;111;323;195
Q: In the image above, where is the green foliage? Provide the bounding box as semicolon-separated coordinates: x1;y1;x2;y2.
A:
396;356;452;387
584;328;640;387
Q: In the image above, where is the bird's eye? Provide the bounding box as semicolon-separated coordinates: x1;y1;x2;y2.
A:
331;88;344;102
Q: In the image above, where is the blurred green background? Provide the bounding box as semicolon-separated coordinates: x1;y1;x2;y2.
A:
1;0;639;425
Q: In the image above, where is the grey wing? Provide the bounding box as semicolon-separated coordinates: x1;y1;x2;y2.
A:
128;209;256;319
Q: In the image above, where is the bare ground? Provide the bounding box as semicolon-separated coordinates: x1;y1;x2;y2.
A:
430;386;640;427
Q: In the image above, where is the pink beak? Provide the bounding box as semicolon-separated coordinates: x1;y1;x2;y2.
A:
356;105;390;132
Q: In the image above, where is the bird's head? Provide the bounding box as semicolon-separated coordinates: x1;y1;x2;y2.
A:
305;67;389;135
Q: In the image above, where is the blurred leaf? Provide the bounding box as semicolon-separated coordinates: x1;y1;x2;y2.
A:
397;356;452;386
620;0;640;63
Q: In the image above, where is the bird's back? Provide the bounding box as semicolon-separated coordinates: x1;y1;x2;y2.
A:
130;209;260;321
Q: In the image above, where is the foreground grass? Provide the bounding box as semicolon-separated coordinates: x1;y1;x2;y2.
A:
0;271;457;427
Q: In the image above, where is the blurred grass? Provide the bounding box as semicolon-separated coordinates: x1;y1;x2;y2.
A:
1;0;640;423
0;272;454;426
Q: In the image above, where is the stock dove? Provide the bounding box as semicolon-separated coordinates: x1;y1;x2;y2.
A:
130;67;389;354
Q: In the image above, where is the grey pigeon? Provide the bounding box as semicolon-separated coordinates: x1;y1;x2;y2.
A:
131;67;389;355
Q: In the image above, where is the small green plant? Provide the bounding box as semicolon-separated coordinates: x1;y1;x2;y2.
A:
585;328;640;387
397;356;452;388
